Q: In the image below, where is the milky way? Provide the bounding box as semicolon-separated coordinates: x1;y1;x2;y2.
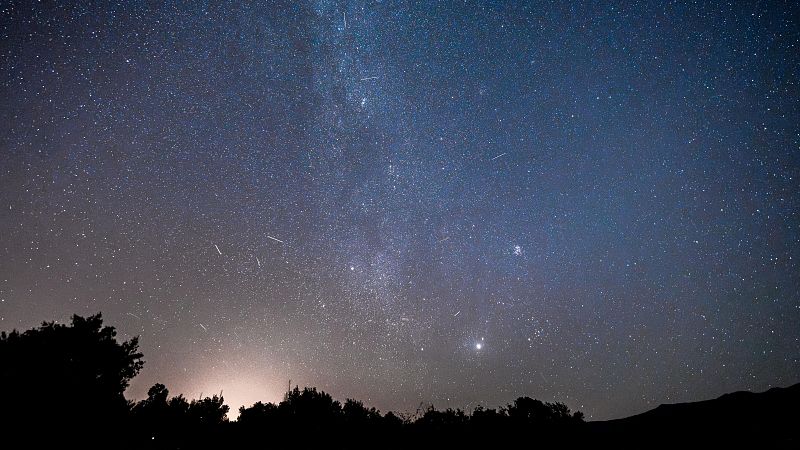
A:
1;1;798;419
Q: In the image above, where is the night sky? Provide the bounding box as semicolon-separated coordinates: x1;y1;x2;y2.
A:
1;1;798;420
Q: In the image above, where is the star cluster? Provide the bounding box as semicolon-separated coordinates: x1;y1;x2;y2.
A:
1;1;798;419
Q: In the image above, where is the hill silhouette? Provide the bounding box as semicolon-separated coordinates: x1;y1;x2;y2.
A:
587;383;800;446
0;313;797;448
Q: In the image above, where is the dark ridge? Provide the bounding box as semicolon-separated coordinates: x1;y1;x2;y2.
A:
587;383;800;445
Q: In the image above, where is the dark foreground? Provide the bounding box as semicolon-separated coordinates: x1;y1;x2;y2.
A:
1;314;797;448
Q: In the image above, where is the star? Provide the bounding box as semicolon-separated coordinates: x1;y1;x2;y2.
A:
1;0;795;423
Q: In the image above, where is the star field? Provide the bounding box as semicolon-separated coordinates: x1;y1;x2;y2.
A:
1;1;798;420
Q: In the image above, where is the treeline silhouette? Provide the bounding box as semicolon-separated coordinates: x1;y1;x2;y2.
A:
1;313;797;448
0;313;583;447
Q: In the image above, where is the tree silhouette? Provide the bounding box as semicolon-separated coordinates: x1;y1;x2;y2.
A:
279;386;342;428
0;313;143;446
507;396;580;424
237;400;278;426
343;398;382;425
188;394;230;425
471;405;507;430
